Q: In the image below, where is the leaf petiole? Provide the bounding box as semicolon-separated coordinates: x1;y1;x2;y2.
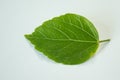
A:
99;39;110;43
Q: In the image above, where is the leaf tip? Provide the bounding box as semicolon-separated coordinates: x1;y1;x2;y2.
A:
24;34;28;38
24;34;32;39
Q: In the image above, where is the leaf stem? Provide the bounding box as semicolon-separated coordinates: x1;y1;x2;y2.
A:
99;39;110;43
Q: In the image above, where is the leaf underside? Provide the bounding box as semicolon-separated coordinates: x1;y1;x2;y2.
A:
25;13;99;65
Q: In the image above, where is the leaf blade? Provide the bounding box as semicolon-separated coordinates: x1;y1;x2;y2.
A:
25;13;99;65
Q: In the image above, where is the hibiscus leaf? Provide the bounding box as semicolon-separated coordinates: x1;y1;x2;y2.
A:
25;13;110;65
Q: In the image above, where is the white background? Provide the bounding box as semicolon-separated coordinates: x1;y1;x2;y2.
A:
0;0;120;80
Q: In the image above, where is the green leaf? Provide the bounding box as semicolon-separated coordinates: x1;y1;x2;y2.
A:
25;13;110;65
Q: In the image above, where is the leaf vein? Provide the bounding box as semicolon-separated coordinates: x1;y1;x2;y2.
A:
43;38;96;43
61;20;97;40
37;30;47;38
52;22;71;39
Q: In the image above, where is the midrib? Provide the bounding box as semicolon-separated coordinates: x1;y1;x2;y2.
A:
43;38;97;43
